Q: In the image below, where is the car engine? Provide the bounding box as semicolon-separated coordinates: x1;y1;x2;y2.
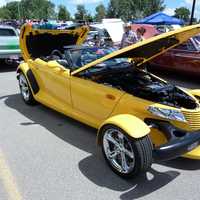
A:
86;66;198;109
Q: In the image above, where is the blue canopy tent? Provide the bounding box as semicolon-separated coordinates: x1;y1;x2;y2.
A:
133;12;184;25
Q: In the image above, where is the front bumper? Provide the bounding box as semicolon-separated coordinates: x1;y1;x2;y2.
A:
146;119;200;161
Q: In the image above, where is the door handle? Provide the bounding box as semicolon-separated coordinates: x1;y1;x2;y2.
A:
106;94;116;100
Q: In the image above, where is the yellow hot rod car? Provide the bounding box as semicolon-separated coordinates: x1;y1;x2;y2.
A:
17;23;200;178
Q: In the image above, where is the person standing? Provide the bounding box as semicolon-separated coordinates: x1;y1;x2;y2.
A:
120;23;138;48
136;27;146;41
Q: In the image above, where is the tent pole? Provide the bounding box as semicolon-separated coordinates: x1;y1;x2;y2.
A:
190;0;196;25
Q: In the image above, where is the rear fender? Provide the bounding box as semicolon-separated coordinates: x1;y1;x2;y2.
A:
97;114;150;145
16;62;30;75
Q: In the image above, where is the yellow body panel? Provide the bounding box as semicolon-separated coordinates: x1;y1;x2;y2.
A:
190;89;200;97
98;114;150;138
17;24;200;160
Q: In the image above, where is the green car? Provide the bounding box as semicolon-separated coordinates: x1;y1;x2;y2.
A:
0;25;21;64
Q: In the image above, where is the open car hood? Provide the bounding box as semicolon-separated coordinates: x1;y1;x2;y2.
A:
20;23;89;61
72;24;200;75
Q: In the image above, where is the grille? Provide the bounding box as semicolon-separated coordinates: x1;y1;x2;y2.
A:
182;110;200;131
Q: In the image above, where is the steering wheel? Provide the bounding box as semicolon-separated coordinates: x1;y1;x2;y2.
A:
50;49;63;59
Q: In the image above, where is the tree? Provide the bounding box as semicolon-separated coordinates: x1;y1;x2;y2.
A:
74;5;93;22
95;4;106;22
0;1;21;19
58;5;70;21
107;0;165;21
174;7;190;22
74;5;87;20
3;1;19;19
0;7;11;19
0;0;56;20
144;0;165;16
19;0;55;20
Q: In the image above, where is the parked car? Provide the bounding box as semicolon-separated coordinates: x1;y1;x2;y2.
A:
17;23;200;178
88;19;124;47
0;25;21;65
150;35;200;76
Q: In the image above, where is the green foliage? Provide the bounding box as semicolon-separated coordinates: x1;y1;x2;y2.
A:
0;0;166;22
95;4;106;22
107;0;165;21
174;7;190;22
20;0;55;19
74;5;93;22
58;5;70;21
0;7;11;19
0;1;19;19
0;0;55;20
74;5;87;20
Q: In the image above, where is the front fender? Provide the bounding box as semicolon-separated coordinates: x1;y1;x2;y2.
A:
97;114;150;145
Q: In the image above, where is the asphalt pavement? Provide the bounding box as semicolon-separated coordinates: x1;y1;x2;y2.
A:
0;65;200;200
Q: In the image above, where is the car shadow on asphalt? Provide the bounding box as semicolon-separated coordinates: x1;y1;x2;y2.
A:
79;154;180;199
4;93;200;199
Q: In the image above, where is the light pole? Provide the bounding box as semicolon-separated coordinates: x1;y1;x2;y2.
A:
190;0;196;25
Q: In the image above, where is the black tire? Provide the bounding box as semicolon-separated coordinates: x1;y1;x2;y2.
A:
101;125;153;178
18;72;37;105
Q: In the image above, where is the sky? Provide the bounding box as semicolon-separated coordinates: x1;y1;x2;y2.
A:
0;0;199;19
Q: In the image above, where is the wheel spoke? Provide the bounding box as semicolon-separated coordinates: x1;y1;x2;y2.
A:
103;128;136;175
19;78;25;87
19;74;30;101
105;134;120;148
107;149;119;159
124;149;134;159
118;132;124;146
23;86;28;91
121;152;128;172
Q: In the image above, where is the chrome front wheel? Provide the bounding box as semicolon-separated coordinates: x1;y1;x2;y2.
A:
103;128;135;174
101;125;153;178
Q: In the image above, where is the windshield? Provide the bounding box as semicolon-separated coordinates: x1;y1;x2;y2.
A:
68;47;129;71
0;28;17;36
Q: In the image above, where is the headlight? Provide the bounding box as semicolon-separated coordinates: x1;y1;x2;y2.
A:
148;106;187;122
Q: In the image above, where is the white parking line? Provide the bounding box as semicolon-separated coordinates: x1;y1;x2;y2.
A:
0;149;22;200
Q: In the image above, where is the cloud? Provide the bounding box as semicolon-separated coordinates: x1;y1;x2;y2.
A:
185;0;197;5
68;0;102;5
184;0;200;19
164;8;175;16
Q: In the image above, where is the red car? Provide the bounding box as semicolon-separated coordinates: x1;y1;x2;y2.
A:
150;35;200;76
